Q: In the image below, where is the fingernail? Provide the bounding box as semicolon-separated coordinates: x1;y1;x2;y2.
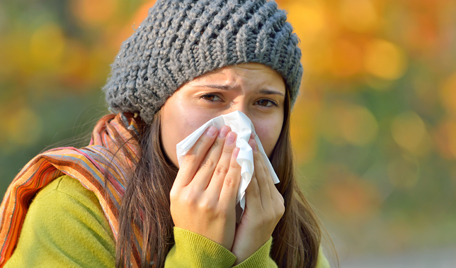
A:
219;126;229;138
249;139;258;152
233;147;240;158
206;126;217;137
226;132;236;145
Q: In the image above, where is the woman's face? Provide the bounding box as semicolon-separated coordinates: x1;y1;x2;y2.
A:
160;63;286;167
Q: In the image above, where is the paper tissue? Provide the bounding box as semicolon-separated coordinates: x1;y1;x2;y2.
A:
176;111;279;220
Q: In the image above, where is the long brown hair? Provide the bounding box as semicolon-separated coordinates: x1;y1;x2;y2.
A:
114;93;323;267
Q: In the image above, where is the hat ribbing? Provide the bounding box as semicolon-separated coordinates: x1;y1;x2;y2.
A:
103;0;303;123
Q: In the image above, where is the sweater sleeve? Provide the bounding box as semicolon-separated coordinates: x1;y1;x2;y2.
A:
165;227;277;267
165;227;236;267
4;175;116;268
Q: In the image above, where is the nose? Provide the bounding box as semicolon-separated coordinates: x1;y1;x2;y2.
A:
224;97;250;118
222;99;258;134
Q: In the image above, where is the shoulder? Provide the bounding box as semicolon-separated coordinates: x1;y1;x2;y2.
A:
317;247;331;268
27;175;115;245
36;174;98;202
5;175;115;268
27;175;112;231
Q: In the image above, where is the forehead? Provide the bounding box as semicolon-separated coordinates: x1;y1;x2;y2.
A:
187;63;286;91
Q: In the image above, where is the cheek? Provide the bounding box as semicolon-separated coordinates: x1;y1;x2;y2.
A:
253;116;283;157
160;103;215;167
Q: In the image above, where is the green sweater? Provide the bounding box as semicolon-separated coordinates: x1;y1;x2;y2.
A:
5;175;330;267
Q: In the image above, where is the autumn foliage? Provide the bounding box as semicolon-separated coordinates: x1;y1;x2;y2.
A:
1;0;455;259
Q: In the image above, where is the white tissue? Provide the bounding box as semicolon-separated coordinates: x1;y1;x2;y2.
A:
176;111;280;219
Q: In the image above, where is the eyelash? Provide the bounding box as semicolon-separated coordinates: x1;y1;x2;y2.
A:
199;94;278;107
256;99;278;107
200;94;223;102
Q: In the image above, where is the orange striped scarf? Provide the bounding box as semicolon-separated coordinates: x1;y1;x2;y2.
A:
0;113;142;267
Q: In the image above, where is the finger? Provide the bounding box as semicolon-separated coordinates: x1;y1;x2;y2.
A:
252;137;285;213
244;174;262;211
207;130;237;194
191;126;231;190
174;126;218;187
264;156;283;204
255;135;283;204
219;146;242;208
249;138;273;203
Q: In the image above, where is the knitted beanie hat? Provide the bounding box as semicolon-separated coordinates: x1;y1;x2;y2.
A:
103;0;303;124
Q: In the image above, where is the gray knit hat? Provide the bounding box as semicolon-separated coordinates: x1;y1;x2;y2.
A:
103;0;303;123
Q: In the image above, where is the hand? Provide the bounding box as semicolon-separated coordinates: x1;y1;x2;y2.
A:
170;126;242;250
231;136;285;264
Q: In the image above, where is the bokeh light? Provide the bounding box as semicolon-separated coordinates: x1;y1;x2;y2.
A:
338;0;379;33
364;39;407;80
391;111;431;156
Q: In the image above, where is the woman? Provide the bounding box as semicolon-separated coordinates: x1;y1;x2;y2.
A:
0;0;331;267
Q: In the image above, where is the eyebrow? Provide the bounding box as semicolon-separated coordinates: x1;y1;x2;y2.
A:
196;84;285;97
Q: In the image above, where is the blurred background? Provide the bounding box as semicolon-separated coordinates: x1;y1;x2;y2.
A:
1;0;455;267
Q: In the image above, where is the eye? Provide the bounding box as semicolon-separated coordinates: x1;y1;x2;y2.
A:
255;99;278;107
200;94;223;102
